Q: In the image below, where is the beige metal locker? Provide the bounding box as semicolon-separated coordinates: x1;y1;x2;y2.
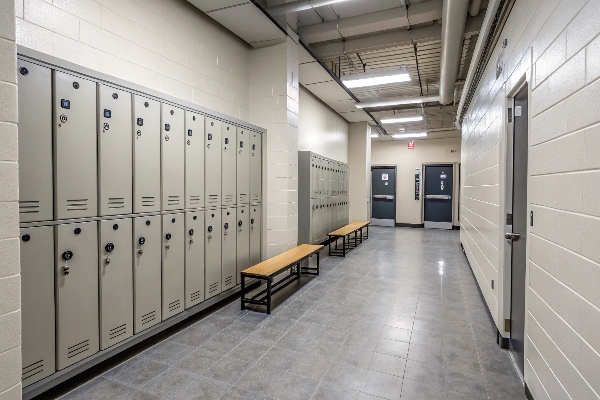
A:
133;216;162;333
21;226;55;386
237;128;250;204
236;206;250;285
205;210;222;298
162;213;184;319
250;131;262;204
161;105;184;211
98;85;133;216
222;123;237;206
205;117;222;207
17;60;53;223
99;219;133;350
55;221;99;369
185;112;205;209
222;208;237;291
54;71;97;219
249;205;261;266
185;211;205;308
133;96;161;213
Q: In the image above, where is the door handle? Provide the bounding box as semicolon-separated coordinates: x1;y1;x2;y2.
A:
505;232;520;241
425;195;451;200
373;195;394;199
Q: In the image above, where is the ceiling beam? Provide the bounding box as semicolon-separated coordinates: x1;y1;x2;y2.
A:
265;0;363;16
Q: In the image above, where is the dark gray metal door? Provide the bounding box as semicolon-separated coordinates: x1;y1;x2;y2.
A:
371;167;396;226
510;84;528;375
424;165;453;229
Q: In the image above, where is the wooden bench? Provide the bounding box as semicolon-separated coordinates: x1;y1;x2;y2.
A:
328;221;370;257
240;244;324;314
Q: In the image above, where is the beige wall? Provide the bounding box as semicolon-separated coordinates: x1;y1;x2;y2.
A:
348;122;371;222
461;0;600;398
371;137;461;225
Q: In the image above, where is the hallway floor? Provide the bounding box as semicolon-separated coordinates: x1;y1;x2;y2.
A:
57;227;525;400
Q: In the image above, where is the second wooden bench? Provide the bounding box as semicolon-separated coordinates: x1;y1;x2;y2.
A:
328;221;370;257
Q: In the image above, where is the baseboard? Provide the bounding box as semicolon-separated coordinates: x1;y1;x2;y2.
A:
525;383;534;400
452;225;461;230
497;330;510;348
395;223;424;228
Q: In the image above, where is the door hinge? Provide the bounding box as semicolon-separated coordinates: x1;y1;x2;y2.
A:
505;319;511;333
530;211;534;226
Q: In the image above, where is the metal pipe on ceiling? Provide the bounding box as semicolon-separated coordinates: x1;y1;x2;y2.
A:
439;0;470;104
265;0;360;16
469;0;482;16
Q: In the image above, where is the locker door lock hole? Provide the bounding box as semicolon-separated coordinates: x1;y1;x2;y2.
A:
19;67;28;76
112;93;118;99
22;234;30;242
170;110;174;115
144;102;149;108
165;233;172;240
139;237;145;245
146;220;151;226
72;82;79;89
113;224;119;230
189;229;194;236
105;243;115;252
62;251;73;261
74;228;81;235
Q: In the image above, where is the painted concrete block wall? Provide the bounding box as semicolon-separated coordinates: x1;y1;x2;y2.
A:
15;0;250;120
298;86;349;163
0;0;22;399
348;122;371;222
461;0;600;397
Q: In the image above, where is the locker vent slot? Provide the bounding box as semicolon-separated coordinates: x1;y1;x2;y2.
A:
66;199;88;212
208;195;219;204
141;310;156;325
224;194;234;203
252;194;260;202
167;196;180;206
238;194;248;202
108;197;125;209
224;276;233;286
209;282;219;294
109;324;127;340
19;200;40;214
190;291;202;302
189;195;201;205
168;300;181;312
142;197;156;207
22;360;44;380
67;339;90;358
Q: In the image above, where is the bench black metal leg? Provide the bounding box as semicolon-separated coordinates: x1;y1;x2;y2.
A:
316;251;320;275
267;278;272;314
343;235;346;257
240;274;246;310
354;230;358;247
328;235;332;256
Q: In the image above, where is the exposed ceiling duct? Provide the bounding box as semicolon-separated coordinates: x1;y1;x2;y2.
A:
355;95;441;109
439;0;470;104
470;0;482;16
265;0;361;17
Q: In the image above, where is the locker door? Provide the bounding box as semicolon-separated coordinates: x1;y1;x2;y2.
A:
250;131;262;204
21;226;55;386
55;221;99;369
205;210;222;298
18;60;53;223
161;105;184;210
133;215;161;333
185;112;205;209
54;71;97;219
310;199;318;243
99;219;133;349
236;206;250;285
133;96;160;213
237;128;250;204
249;206;261;266
222;208;237;291
185;210;205;308
98;85;133;216
222;123;237;206
162;214;184;319
205;118;222;207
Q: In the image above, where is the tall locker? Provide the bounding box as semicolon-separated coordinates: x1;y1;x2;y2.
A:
205;210;222;298
249;205;261;266
222;123;237;206
162;214;184;319
222;208;237;291
205;117;222;207
54;71;97;219
17;60;53;223
21;226;55;386
98;85;133;216
185;112;205;209
237;128;250;204
55;221;99;369
133;96;161;213
236;206;250;285
133;215;162;333
99;219;133;349
250;131;262;204
185;211;205;308
161;105;184;210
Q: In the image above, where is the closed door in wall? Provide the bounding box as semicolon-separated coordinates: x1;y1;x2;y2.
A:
424;165;454;229
371;167;396;227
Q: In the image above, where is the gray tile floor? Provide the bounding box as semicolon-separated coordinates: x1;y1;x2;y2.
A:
57;227;526;400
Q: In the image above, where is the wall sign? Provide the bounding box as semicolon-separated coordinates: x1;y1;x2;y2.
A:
381;174;388;181
408;140;415;149
415;168;421;200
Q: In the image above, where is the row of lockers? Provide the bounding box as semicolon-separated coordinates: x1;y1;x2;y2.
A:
310;198;350;243
310;154;349;199
21;206;260;387
18;59;262;223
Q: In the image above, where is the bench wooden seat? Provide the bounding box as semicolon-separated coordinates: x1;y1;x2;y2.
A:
240;244;323;314
328;221;370;257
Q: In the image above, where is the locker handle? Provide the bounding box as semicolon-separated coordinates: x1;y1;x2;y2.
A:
63;266;70;275
208;226;213;232
224;223;229;229
139;237;145;245
238;220;243;227
189;229;194;236
62;251;73;261
105;243;115;253
165;233;172;240
251;219;255;224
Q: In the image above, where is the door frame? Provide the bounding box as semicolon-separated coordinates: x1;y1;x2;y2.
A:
421;162;460;228
370;165;397;226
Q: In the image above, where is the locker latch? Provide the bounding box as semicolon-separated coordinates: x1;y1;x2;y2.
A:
61;99;71;109
137;118;144;126
188;129;193;136
104;109;111;118
165;124;171;131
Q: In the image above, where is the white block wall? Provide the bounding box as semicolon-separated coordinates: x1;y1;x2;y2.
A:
461;0;600;397
348;122;371;222
0;0;22;399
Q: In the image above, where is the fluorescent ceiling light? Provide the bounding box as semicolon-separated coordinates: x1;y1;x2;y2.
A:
342;69;410;89
370;134;379;138
391;132;428;139
381;116;423;124
355;95;441;109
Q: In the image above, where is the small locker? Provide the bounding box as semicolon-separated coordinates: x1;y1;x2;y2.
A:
162;214;185;319
185;112;205;209
133;215;162;333
21;226;55;386
250;131;262;204
236;206;250;285
161;105;184;210
54;71;97;219
133;95;161;213
205;118;222;207
55;221;99;369
98;85;133;216
99;219;133;350
237;128;250;204
222;208;237;291
17;60;53;223
185;210;205;308
205;210;222;298
249;205;261;266
222;123;237;206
